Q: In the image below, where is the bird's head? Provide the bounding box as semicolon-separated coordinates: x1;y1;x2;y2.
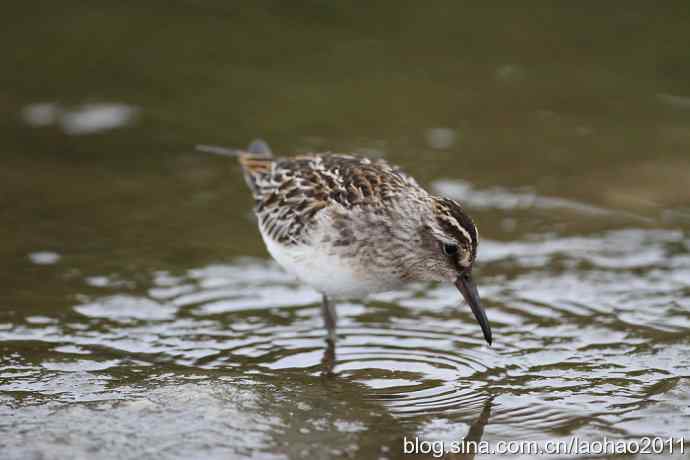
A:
408;196;492;345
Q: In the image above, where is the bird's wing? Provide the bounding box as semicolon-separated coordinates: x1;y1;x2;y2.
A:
243;153;419;245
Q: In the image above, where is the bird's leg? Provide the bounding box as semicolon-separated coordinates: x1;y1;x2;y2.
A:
321;294;337;342
320;294;337;375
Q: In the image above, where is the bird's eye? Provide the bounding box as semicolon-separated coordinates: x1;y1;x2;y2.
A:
442;243;458;256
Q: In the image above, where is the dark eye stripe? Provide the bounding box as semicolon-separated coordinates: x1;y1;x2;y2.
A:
438;198;478;260
442;243;458;256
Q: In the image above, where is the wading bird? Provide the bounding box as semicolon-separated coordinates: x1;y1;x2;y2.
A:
198;140;491;374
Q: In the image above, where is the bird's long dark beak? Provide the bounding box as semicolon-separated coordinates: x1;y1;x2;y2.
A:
455;271;492;345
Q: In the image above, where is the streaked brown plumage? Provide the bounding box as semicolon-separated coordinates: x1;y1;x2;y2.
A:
240;152;423;245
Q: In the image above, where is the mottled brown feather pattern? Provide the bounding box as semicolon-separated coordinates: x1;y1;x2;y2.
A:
239;153;421;245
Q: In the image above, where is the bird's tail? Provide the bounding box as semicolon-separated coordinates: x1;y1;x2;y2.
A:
246;139;272;156
195;138;273;159
195;139;274;197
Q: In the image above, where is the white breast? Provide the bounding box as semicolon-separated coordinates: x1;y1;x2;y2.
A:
259;225;395;299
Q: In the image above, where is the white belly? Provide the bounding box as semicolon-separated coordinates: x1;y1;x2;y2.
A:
259;227;393;298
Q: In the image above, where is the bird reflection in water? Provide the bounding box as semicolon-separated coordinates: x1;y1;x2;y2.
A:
449;396;494;460
402;396;494;460
321;338;336;376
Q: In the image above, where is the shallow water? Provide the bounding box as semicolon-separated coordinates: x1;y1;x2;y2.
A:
3;2;690;459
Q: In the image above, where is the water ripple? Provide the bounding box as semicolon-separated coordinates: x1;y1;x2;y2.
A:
2;228;689;441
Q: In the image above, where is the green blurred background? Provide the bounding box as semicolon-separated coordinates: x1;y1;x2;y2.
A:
3;0;690;310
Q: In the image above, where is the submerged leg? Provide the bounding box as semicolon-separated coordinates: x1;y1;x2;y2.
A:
320;294;337;375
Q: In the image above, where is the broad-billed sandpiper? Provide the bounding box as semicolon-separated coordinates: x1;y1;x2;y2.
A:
198;140;491;373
